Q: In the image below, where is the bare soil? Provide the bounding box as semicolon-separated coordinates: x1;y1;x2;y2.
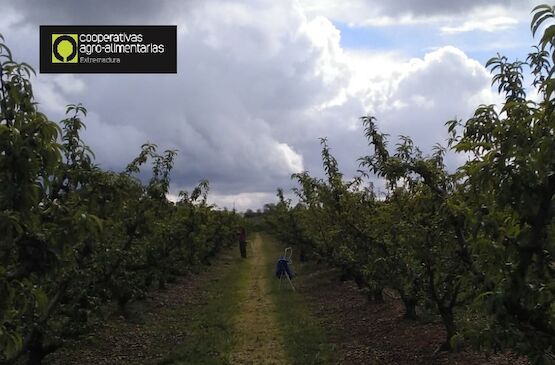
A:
43;238;529;365
43;253;237;365
293;260;529;365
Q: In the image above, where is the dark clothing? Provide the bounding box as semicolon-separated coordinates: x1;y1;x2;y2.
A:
239;240;247;258
238;228;247;258
276;257;294;279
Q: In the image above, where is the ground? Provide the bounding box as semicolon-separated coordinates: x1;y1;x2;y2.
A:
43;233;528;365
227;234;287;364
293;254;528;365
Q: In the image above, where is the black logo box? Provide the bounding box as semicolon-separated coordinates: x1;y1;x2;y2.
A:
40;25;177;73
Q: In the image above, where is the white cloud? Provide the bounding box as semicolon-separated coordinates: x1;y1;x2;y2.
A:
275;143;304;173
208;191;277;211
441;16;519;34
1;0;515;210
33;78;71;115
355;46;500;169
51;74;87;94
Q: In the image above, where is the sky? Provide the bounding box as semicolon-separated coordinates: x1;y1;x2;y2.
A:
0;0;546;210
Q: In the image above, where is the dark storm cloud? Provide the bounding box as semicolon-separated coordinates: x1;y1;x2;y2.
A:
374;0;523;17
5;0;184;25
299;0;535;27
0;0;505;209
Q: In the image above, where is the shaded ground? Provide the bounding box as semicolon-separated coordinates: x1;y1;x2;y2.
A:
44;249;245;365
42;235;526;365
292;258;529;365
43;235;303;365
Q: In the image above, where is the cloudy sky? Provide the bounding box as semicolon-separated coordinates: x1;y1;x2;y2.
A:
0;0;544;210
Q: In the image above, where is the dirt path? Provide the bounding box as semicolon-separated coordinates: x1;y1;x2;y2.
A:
43;235;293;365
42;234;529;365
228;233;289;365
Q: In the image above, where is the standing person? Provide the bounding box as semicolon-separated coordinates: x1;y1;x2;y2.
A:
238;227;247;258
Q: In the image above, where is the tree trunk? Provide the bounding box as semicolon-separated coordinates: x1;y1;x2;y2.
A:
158;276;166;290
353;272;366;289
401;294;418;319
299;247;308;262
26;332;44;365
339;270;351;282
117;295;130;318
368;287;384;303
438;307;456;350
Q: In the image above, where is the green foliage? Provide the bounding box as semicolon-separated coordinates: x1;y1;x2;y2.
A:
449;7;555;360
0;35;242;364
265;5;555;363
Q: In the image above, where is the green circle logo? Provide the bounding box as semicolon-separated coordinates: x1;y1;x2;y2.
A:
52;34;78;63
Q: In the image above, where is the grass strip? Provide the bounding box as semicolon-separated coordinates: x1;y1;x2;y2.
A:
159;248;250;365
261;234;337;365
